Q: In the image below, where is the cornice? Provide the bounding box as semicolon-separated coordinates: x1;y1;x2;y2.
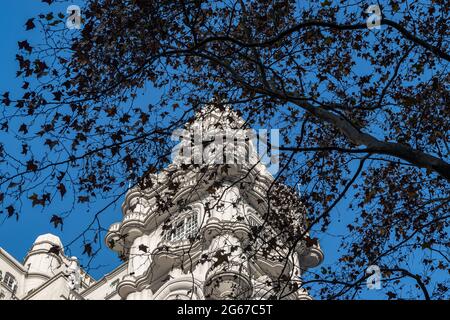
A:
23;272;65;300
152;276;205;299
117;240;204;298
80;262;127;296
106;164;276;250
23;249;64;266
0;247;26;273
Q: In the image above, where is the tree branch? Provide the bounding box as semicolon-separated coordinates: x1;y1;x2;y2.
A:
381;267;431;300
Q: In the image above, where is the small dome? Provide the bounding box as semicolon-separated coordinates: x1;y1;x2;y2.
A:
33;233;63;247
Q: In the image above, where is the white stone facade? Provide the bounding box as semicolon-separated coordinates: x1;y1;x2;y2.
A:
0;234;96;300
0;107;323;300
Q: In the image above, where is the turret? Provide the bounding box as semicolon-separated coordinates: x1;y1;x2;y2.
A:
106;105;323;300
22;233;64;294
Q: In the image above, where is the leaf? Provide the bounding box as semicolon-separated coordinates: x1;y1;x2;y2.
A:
28;194;39;206
57;171;66;181
119;113;131;123
386;291;397;300
78;195;89;203
48;245;61;255
32;59;48;78
1;121;8;131
108;239;115;248
50;214;63;230
421;241;433;249
230;245;239;252
105;106;117;117
45;139;58;150
25;18;35;30
57;183;66;198
82;243;93;257
199;254;209;264
212;250;230;269
7;181;19;189
138;244;148;253
6;205;17;220
19;123;28;134
2;92;11;106
305;236;318;248
26;159;38;172
18;40;33;53
392;2;400;12
21;144;28;155
140;112;149;124
28;193;50;207
45;12;54;21
52;91;62;101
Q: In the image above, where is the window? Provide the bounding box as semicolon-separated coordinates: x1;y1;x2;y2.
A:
3;272;16;290
165;214;198;242
110;279;119;289
247;216;259;227
105;279;120;298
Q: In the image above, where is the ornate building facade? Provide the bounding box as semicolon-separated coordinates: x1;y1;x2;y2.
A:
0;107;323;300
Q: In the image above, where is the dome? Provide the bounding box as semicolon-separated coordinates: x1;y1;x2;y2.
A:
33;233;63;247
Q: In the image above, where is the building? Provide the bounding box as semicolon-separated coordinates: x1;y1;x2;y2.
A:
0;106;323;300
0;234;96;300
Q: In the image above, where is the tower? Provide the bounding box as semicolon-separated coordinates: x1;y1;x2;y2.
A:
22;234;65;294
105;105;323;300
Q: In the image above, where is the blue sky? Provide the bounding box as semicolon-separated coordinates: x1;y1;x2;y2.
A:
0;1;167;280
0;0;334;276
0;1;444;299
0;1;124;277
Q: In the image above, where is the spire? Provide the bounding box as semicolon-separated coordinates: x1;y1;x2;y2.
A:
172;103;272;172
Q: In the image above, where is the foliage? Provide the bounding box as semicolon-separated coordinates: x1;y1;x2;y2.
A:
0;0;448;299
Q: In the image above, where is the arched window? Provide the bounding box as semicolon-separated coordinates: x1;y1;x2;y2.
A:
3;272;16;290
246;212;262;227
155;277;203;300
164;213;198;242
247;216;259;227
